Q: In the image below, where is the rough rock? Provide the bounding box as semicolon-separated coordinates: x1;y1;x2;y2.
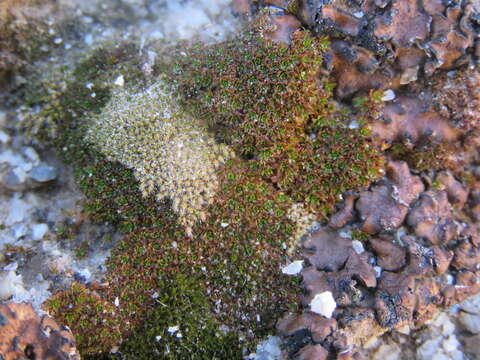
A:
329;193;355;229
407;190;459;245
458;311;480;334
374;272;415;328
369;237;406;271
0;302;80;360
296;344;328;360
370;97;459;146
356;161;423;234
436;171;469;207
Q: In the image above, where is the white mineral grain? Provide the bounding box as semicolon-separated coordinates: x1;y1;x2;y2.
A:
310;291;336;318
32;223;49;240
460;292;480;314
381;89;396;101
248;336;283;360
458;312;480;334
114;74;125;87
352;240;364;254
0;131;11;144
167;325;180;334
281;260;304;275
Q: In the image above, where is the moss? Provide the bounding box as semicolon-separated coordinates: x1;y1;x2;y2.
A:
196;158;300;333
45;282;123;355
387;141;455;173
0;0;53;85
30;29;383;359
171;31;383;219
119;274;242;360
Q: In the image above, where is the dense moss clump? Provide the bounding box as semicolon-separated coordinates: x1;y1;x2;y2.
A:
87;82;234;235
171;31;383;219
25;28;384;359
119;274;243;360
45;283;123;355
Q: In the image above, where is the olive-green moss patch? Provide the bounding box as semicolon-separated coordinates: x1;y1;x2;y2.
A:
119;274;243;360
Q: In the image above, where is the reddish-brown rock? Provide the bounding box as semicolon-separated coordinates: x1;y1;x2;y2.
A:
413;279;442;326
369;237;406;271
431;245;454;275
276;312;338;343
356;161;423;234
407;190;460;245
0;303;80;360
329;193;356;229
374;272;416;328
436;171;469;207
452;239;480;271
374;0;430;47
296;344;329;360
302;229;352;272
370;97;459;146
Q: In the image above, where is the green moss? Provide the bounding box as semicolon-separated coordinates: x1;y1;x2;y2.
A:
119;274;242;360
45;283;123;355
387;141;454;173
171;31;383;219
30;30;384;359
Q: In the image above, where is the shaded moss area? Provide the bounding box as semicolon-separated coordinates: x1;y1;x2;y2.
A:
170;31;383;219
119;274;243;360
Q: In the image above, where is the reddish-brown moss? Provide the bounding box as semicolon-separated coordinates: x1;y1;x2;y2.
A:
171;31;383;219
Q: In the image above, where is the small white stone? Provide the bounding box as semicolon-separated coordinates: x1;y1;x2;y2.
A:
352;240;364;254
32;223;49;240
348;120;359;129
85;34;93;45
0;271;24;300
310;291;336;318
442;335;460;353
381;89;396;101
3;262;18;271
0;131;10;144
155;335;162;341
396;324;410;335
53;37;63;45
114;75;125;87
78;268;92;282
114;297;120;307
417;338;443;360
353;11;364;18
167;325;179;334
459;311;480;334
12;224;28;239
220;222;229;228
282;260;304;275
23;147;39;163
176;332;183;338
460;293;480;314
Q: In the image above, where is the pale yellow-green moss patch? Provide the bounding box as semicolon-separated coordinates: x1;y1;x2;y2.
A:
87;82;234;234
